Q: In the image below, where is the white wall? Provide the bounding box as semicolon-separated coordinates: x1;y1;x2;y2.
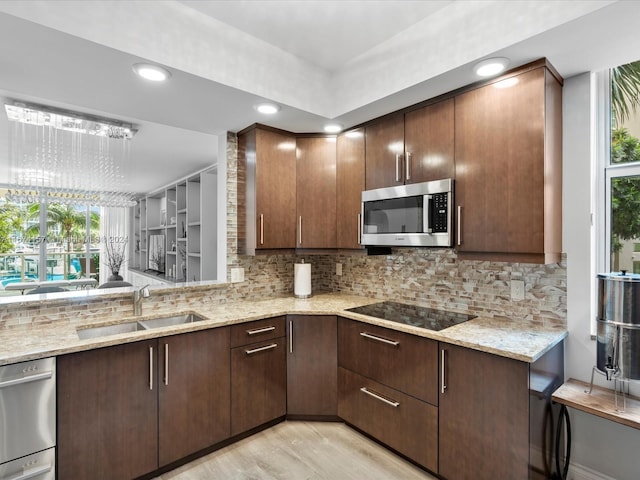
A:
563;73;640;480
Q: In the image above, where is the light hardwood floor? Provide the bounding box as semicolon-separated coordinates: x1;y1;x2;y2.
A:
154;421;437;480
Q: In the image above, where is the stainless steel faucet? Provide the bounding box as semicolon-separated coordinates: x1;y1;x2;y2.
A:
133;284;151;316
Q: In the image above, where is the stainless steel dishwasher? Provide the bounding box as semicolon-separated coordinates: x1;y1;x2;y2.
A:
0;357;56;480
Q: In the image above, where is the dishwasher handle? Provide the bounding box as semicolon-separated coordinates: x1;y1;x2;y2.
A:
0;371;53;389
5;463;53;480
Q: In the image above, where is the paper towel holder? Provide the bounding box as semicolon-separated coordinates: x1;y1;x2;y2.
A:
294;259;312;299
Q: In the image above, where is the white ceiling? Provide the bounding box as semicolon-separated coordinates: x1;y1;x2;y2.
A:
0;0;638;196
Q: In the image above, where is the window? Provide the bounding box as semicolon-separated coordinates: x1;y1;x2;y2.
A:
0;192;102;296
600;61;640;274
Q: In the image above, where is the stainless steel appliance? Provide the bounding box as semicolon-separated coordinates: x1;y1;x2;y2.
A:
596;272;640;380
0;357;56;480
360;179;453;247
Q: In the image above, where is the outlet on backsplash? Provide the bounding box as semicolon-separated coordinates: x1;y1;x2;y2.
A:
335;263;343;276
230;267;245;283
511;280;525;301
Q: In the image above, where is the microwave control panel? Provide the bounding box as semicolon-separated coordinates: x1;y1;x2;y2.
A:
431;193;449;233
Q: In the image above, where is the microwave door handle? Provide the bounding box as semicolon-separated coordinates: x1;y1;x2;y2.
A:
424;194;433;234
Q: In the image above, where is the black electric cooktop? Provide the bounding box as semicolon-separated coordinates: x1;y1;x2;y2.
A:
345;301;476;332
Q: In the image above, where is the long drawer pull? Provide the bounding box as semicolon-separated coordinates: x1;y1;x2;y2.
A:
164;343;169;386
245;343;278;355
246;326;276;335
441;348;447;394
0;371;53;389
360;387;400;408
359;331;400;346
149;346;154;391
9;463;53;480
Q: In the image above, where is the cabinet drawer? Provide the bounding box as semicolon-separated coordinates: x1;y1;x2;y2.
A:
338;317;438;405
231;316;286;347
338;367;438;473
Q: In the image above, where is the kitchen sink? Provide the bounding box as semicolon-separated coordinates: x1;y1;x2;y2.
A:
77;321;146;340
77;313;205;339
138;313;206;329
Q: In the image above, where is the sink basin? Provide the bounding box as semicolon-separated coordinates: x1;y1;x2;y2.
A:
138;313;206;329
77;321;146;340
77;314;206;339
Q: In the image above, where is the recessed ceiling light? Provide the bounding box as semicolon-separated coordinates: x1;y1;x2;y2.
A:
323;123;343;133
254;103;280;115
474;57;509;77
132;63;172;82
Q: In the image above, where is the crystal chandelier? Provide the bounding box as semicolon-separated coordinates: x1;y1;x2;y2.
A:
4;101;138;207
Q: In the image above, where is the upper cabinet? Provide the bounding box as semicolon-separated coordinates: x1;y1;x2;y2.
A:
336;128;365;250
454;63;562;263
365;99;455;190
296;136;337;249
238;125;297;254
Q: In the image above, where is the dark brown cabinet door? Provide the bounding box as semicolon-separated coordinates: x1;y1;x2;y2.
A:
404;98;454;183
338;367;438;473
238;126;297;252
296;136;337;248
57;341;159;480
454;66;562;263
336;128;365;249
439;344;529;480
231;337;287;436
158;327;230;466
338;317;438;405
365;113;404;190
287;315;337;416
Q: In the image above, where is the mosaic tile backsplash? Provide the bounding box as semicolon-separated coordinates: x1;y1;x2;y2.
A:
0;132;567;328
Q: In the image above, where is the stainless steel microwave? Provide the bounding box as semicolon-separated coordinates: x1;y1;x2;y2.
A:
360;179;453;247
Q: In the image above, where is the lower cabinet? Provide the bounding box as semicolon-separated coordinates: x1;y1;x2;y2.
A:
158;328;230;466
286;315;337;417
231;327;287;436
58;340;158;480
438;343;531;480
338;367;438;472
57;327;230;480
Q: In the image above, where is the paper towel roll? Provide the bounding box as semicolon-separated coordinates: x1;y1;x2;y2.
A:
294;262;312;298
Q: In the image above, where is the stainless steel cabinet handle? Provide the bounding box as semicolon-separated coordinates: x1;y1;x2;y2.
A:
359;331;400;346
405;151;411;180
246;343;278;355
149;346;154;391
9;463;53;480
247;326;276;335
289;320;293;353
457;205;462;246
0;371;53;389
259;213;264;245
357;213;362;245
298;216;302;245
441;349;447;394
164;343;169;386
360;387;400;408
395;154;401;182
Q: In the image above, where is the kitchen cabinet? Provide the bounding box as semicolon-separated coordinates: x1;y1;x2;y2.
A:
287;315;337;417
336;128;365;249
296;136;337;249
57;340;159;480
364;99;454;190
454;62;562;263
58;328;230;479
338;317;438;405
338;367;438;473
230;319;287;436
438;341;564;480
238;125;297;254
158;327;230;467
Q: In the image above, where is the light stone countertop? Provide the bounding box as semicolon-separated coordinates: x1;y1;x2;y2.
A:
0;293;567;366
